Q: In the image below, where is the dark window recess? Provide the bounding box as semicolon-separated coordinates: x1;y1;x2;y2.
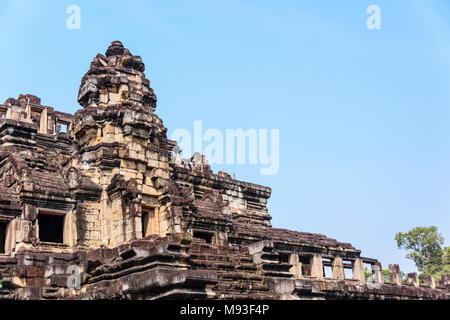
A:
278;253;290;263
0;222;7;253
142;208;154;238
38;213;64;243
193;230;213;243
299;256;311;276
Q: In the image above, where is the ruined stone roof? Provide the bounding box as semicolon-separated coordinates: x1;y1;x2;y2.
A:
0;185;20;213
231;223;355;250
30;169;69;197
78;41;157;110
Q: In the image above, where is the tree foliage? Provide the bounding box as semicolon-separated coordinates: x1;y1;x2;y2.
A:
395;226;448;283
364;267;372;281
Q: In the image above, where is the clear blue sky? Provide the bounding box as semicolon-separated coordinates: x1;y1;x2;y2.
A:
1;0;449;274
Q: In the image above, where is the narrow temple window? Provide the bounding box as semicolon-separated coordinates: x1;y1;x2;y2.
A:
363;262;374;281
322;258;333;278
323;266;333;278
278;253;290;263
343;259;353;279
0;221;8;253
142;207;155;237
38;212;65;244
59;123;68;133
299;256;311;276
193;230;213;244
344;268;353;279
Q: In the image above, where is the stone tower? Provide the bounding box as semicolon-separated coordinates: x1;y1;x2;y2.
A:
68;41;173;248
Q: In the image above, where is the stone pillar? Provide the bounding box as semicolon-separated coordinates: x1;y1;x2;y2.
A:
389;264;402;286
39;108;48;134
4;220;12;254
110;191;125;247
310;254;323;280
9;219;16;253
289;253;302;278
332;257;345;280
100;189;112;247
372;262;384;284
352;258;365;282
423;275;435;289
63;210;75;246
439;274;450;289
407;273;419;287
6;107;11;119
25;105;32;122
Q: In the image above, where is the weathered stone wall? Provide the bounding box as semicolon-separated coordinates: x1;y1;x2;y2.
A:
0;235;448;300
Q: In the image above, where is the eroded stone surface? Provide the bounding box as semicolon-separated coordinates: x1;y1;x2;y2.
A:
0;42;448;300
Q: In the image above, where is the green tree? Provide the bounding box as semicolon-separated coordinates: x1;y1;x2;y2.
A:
382;269;390;283
364;267;372;281
428;246;450;283
395;226;448;283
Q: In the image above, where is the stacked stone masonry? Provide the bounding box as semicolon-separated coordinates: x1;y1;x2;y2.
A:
0;41;448;300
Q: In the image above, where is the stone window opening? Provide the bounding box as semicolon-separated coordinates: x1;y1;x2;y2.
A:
299;256;311;276
57;121;68;133
278;252;290;263
343;259;354;279
322;257;333;278
141;207;155;238
192;230;214;244
37;211;67;244
29;106;48;134
0;221;8;253
0;106;6;119
363;262;374;281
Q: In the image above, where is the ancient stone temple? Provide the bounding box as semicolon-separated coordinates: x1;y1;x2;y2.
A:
0;41;448;300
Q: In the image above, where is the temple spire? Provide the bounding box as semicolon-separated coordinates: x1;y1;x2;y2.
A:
77;41;156;110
